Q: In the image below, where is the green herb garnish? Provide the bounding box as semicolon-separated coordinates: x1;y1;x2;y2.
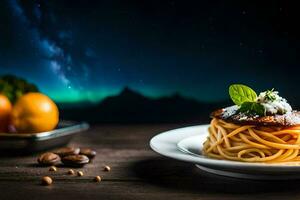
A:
239;102;266;116
229;84;266;116
264;88;276;102
229;84;257;105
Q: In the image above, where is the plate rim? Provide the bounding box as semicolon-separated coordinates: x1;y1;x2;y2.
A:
0;121;89;140
150;124;300;169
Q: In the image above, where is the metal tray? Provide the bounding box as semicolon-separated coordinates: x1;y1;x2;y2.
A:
0;121;89;153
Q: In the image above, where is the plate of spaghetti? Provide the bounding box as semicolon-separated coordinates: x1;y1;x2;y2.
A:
150;84;300;180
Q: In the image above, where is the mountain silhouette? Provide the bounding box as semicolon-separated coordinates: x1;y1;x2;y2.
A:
59;87;231;123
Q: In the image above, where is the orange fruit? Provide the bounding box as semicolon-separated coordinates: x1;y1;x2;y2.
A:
11;93;59;133
0;94;12;132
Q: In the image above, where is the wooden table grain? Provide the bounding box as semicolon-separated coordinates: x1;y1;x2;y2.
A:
1;124;300;200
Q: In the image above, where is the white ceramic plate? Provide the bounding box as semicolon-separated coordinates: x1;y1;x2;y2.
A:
150;125;300;180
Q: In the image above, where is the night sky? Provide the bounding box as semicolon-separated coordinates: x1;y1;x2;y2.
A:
1;1;300;104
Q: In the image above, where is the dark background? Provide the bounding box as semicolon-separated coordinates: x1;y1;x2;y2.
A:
1;0;299;123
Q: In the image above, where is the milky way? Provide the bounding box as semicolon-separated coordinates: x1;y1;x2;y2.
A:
9;0;90;91
1;1;299;104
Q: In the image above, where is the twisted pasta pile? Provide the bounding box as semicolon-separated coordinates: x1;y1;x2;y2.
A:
203;118;300;162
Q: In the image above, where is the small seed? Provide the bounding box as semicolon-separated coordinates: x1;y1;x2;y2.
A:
94;176;101;182
49;166;57;172
41;176;52;186
77;171;84;176
103;165;111;172
67;169;75;175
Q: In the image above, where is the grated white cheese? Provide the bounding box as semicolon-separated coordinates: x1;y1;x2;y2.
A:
257;91;292;115
221;105;239;118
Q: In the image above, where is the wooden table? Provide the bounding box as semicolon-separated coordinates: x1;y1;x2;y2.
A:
0;124;299;200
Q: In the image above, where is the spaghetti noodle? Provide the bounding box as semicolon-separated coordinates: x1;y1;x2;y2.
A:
203;118;300;162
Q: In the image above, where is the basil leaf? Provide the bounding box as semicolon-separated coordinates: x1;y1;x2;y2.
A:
229;84;257;105
239;102;266;116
